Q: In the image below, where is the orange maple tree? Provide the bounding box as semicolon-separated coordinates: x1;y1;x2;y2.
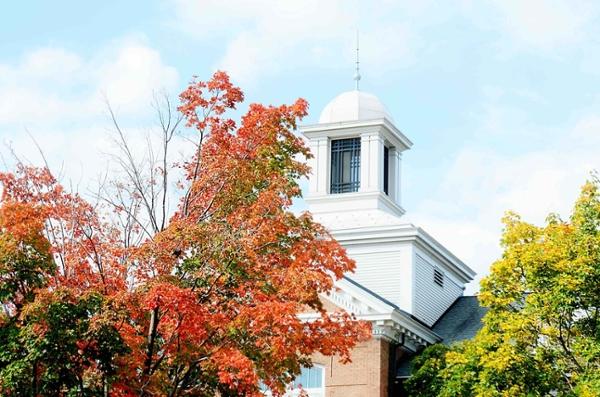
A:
0;72;370;396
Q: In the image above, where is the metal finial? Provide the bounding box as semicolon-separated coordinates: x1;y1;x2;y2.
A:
353;29;361;90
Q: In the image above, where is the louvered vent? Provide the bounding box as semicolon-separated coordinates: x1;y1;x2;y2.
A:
434;269;444;288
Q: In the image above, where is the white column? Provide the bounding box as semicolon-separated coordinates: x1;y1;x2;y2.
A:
359;132;384;193
389;147;398;202
308;137;329;196
395;151;402;206
359;134;370;192
373;135;384;192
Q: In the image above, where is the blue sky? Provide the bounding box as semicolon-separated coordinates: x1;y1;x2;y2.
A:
2;0;600;291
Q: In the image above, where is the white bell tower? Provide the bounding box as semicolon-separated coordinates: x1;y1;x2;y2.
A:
302;91;412;229
300;42;475;322
302;32;412;230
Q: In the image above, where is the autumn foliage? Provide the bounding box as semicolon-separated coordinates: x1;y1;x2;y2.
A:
406;180;600;396
0;72;370;396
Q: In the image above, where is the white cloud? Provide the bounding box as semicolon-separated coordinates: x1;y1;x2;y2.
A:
2;124;114;183
463;0;598;55
20;48;83;82
492;0;592;50
570;113;600;144
94;37;179;113
0;36;178;126
209;0;360;84
412;112;600;293
168;0;423;85
167;0;600;85
168;0;600;87
0;36;180;188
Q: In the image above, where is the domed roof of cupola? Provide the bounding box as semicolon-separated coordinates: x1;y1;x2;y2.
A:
318;90;394;124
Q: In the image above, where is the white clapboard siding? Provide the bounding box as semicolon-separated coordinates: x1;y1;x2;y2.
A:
345;243;413;313
413;252;462;326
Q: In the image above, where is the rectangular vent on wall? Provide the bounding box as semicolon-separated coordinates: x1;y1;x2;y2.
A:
434;269;444;288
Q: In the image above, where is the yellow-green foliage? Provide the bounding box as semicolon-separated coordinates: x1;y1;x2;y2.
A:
406;180;600;397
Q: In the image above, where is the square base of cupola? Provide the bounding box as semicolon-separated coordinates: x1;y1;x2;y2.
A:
306;191;405;219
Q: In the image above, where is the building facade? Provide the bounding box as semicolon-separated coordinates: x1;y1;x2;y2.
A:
294;89;487;396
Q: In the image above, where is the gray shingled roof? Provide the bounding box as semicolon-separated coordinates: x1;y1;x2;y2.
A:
431;296;488;345
396;296;488;378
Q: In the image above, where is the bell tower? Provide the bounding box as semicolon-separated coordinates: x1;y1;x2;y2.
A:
302;32;412;229
302;91;412;229
300;43;475;325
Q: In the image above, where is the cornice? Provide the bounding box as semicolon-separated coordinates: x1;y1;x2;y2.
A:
305;191;406;217
301;118;412;151
329;225;475;283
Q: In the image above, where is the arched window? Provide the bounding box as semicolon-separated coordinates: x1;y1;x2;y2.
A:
291;365;325;397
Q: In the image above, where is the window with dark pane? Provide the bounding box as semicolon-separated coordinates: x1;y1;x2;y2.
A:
331;138;360;193
383;145;389;195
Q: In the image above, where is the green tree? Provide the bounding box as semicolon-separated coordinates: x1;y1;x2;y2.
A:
406;180;600;397
0;200;129;396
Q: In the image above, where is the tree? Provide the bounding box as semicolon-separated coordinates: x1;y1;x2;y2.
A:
405;180;600;397
0;71;371;396
0;166;135;396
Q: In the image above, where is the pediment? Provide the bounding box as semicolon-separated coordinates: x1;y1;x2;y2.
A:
300;277;442;350
320;277;397;317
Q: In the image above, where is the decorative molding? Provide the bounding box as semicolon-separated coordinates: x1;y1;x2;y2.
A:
302;118;412;151
372;320;426;350
330;225;475;283
311;278;442;349
305;191;406;218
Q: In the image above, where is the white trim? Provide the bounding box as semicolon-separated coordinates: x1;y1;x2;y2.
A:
305;190;406;217
302;118;412;151
329;225;475;283
299;278;442;348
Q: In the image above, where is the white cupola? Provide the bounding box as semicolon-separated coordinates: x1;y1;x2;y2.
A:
301;89;412;229
300;45;475;325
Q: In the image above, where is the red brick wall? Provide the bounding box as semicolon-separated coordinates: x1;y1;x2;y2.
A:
312;338;389;397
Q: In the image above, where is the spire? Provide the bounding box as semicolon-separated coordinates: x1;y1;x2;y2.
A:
353;29;361;90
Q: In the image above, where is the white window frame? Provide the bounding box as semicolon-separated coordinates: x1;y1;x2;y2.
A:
260;365;325;397
289;365;325;397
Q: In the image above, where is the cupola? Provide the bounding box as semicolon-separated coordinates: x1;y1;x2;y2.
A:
301;87;412;228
